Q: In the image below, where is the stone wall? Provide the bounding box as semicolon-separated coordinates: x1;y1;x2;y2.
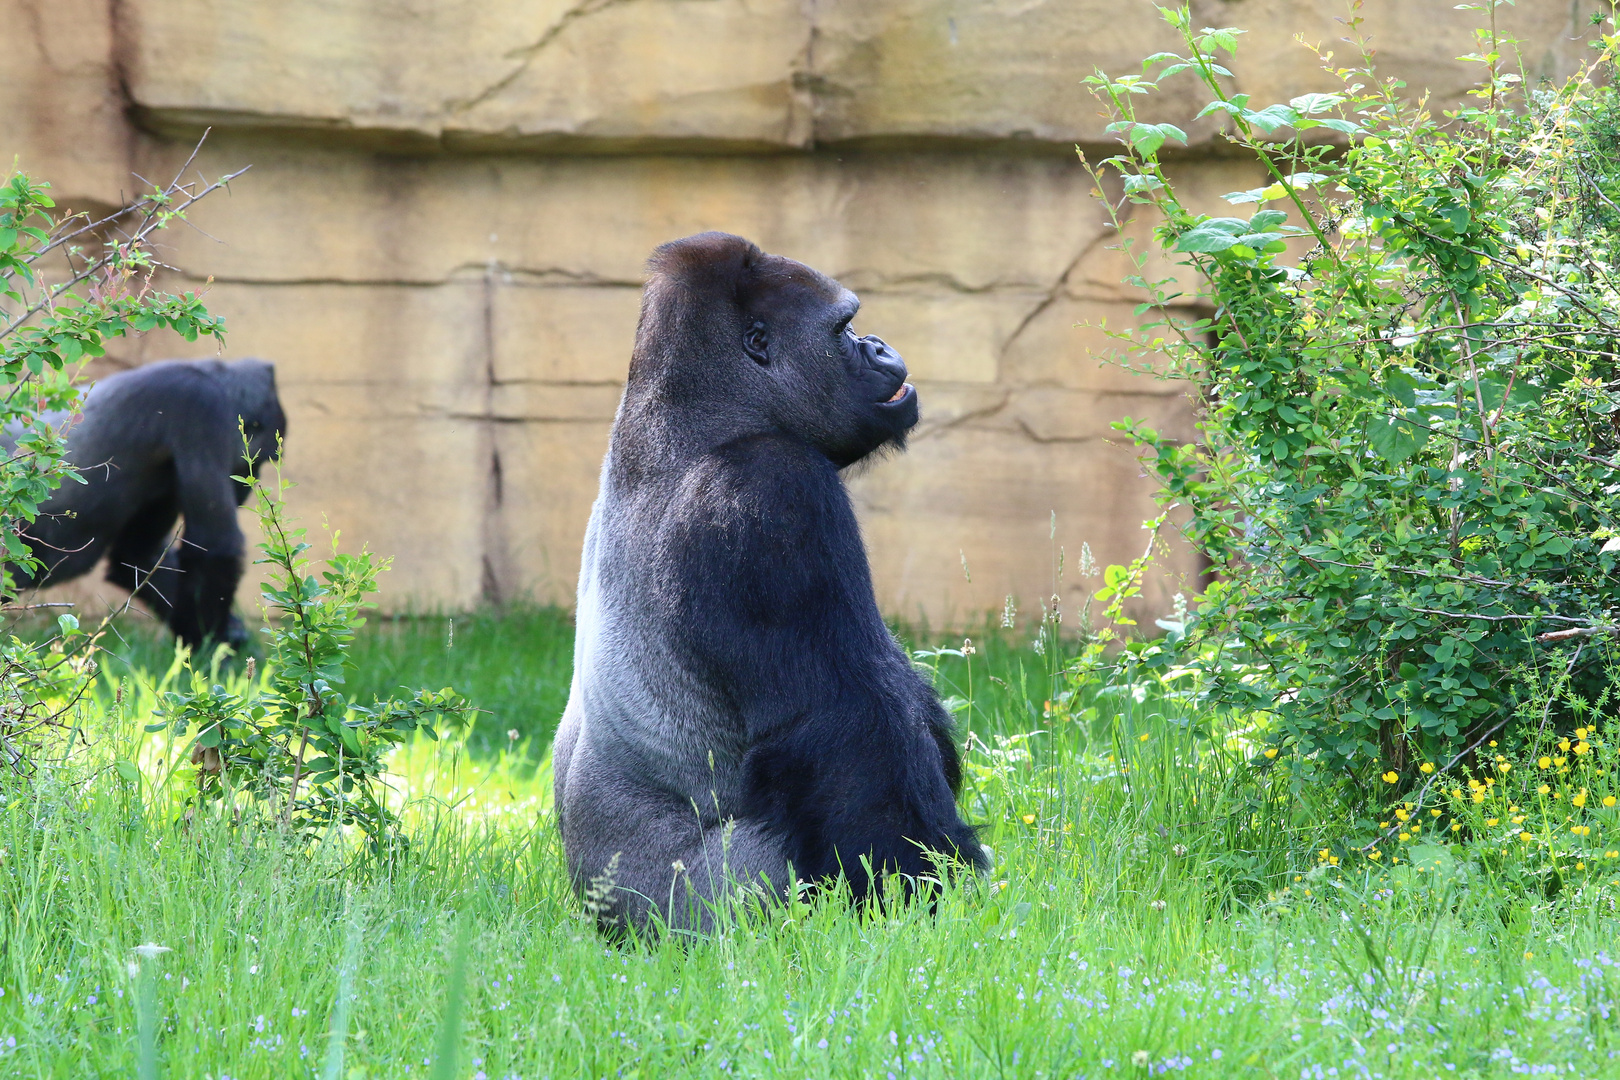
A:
0;0;1601;627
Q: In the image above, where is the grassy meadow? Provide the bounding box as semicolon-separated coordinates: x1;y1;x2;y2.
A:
2;610;1619;1079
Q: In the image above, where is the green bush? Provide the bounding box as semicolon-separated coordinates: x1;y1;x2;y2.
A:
147;462;475;851
1084;7;1620;794
0;154;243;768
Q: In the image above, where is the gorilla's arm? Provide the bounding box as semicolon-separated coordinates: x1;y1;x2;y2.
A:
166;428;248;649
664;434;983;895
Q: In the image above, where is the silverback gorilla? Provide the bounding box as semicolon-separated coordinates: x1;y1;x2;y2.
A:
553;232;985;934
5;359;285;651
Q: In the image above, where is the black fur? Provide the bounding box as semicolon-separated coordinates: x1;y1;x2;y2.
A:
554;233;984;933
5;359;286;650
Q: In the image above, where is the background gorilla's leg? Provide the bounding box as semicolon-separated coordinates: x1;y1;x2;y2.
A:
561;740;790;934
171;463;249;650
103;506;184;629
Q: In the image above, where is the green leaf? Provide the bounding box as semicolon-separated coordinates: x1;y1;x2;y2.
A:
1368;409;1429;464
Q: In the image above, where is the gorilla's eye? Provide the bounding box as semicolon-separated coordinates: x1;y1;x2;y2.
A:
743;320;769;365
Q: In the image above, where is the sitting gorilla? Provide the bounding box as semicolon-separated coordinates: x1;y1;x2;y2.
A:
553;232;986;934
5;358;286;651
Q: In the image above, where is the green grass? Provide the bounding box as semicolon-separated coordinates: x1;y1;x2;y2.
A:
3;611;1620;1078
87;606;575;755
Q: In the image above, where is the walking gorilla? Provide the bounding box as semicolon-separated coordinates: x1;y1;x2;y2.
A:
5;358;286;651
553;232;985;934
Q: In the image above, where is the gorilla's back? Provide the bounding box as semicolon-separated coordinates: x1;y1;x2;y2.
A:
555;457;751;821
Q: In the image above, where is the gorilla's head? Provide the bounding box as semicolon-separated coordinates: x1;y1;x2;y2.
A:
629;232;917;469
197;358;286;483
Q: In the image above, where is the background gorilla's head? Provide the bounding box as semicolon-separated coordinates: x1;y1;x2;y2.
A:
197;358;286;484
629;232;917;469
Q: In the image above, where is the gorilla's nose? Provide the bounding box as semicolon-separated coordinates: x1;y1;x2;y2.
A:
861;334;907;386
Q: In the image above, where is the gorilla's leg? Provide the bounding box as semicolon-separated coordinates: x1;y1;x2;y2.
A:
560;735;790;935
104;501;183;624
105;505;246;651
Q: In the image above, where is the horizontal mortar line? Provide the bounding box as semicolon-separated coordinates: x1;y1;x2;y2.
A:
446;411;611;424
169;271;647;289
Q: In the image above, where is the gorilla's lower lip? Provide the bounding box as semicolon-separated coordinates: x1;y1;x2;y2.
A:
884;383;912;404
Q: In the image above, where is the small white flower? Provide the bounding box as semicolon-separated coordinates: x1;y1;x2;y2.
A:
1132;1050;1151;1067
130;944;171;960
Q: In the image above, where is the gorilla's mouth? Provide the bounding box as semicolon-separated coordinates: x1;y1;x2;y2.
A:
883;383;913;405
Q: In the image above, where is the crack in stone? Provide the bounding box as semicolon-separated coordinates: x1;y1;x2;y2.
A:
996;228;1110;364
911;390;1013;441
446;0;640;117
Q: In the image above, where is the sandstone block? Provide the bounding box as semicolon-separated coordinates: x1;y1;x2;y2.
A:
849;423;1203;630
814;0;1597;147
124;0;810;150
487;419;615;606
0;0;128;207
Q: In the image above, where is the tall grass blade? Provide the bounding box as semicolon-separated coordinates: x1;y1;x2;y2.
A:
428;916;473;1080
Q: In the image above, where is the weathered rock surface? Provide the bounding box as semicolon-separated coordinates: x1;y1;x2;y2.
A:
0;0;1605;629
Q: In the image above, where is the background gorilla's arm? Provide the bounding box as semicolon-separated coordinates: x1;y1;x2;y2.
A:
662;434;982;893
168;440;248;648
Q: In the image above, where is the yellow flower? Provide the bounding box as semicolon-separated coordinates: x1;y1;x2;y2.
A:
1490;740;1498;747
1429;808;1442;818
1382;771;1399;784
1379;821;1390;829
1577;861;1587;870
1263;747;1278;759
1451;823;1462;832
1539;757;1553;769
1555;756;1568;768
1560;739;1572;752
1399;832;1411;842
1328;855;1340;866
1021;814;1036;825
1419;762;1435;774
1139;732;1150;742
1472;792;1486;804
1468;778;1483;790
1367;850;1382;861
1520;832;1536;844
1576;741;1591;755
1607;851;1619;859
1577;726;1589;739
1498;762;1512;773
1539;784;1551;795
1606;796;1617;808
1573;791;1588;808
1395;809;1410;822
1487;818;1500;827
1513;815;1526;824
1572;825;1591;837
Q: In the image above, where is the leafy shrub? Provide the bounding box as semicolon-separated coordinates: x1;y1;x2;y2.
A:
0;153;243;769
1083;6;1620;792
149;462;474;852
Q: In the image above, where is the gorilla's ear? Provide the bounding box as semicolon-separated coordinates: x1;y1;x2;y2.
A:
743;320;769;365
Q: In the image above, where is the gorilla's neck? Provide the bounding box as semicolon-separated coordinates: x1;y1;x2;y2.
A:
608;380;781;486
